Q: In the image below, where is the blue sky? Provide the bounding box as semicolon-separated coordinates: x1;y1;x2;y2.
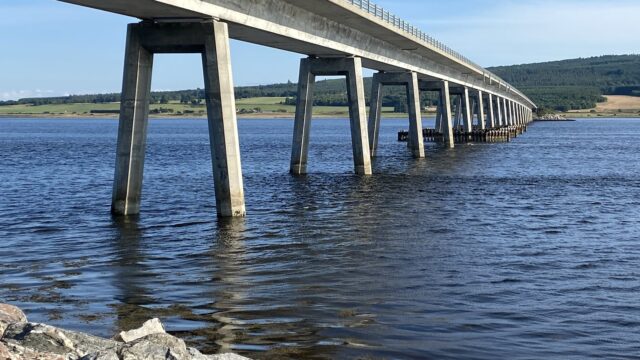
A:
1;0;638;100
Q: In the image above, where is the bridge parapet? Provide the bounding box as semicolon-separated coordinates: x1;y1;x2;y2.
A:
345;0;507;89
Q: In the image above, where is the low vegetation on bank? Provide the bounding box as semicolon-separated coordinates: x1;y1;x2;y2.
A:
1;55;639;118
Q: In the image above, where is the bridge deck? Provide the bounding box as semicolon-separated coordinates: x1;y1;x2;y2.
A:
59;0;535;108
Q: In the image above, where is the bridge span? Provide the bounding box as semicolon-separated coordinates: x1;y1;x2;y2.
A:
59;0;537;217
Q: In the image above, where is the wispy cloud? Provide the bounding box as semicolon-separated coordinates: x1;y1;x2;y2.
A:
0;89;63;101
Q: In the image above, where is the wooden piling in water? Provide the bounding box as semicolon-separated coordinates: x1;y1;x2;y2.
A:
398;124;529;144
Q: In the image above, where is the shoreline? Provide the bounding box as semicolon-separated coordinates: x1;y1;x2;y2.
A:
0;303;249;360
2;113;639;120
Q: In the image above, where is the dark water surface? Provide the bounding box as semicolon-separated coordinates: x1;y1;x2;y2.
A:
1;118;640;359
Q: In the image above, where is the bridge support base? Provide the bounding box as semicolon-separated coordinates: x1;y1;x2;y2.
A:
368;71;424;158
290;57;372;175
111;20;245;217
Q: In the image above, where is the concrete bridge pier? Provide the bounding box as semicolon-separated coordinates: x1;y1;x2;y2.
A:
486;93;496;129
434;102;443;134
419;80;453;147
439;81;455;147
502;98;510;126
461;87;473;136
368;71;424;158
111;20;245;218
474;90;486;130
290;57;372;175
509;101;515;126
453;95;463;129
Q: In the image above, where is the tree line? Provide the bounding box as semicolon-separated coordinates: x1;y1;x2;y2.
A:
2;55;638;113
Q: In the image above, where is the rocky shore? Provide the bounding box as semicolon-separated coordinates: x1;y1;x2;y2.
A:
0;304;250;360
533;114;576;121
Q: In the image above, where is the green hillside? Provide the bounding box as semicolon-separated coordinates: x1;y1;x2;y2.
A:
488;54;640;111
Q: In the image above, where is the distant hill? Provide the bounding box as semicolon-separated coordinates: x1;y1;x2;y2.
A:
488;54;640;111
2;54;638;113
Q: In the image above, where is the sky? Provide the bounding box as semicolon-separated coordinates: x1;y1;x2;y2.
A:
1;0;638;101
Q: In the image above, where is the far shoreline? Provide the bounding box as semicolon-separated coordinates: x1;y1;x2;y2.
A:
2;112;639;120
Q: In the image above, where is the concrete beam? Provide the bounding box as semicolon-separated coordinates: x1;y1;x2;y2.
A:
291;57;372;175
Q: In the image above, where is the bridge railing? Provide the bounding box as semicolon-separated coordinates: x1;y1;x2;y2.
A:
346;0;525;102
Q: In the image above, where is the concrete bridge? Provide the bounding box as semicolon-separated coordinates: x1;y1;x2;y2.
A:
60;0;536;217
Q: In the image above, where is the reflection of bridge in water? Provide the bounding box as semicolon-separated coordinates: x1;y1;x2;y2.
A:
60;0;536;217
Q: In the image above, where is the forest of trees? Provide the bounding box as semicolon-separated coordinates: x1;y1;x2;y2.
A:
488;54;640;111
1;55;638;113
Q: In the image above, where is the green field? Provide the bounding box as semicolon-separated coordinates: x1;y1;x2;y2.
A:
0;96;401;117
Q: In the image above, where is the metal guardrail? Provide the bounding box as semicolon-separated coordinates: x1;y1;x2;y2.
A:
345;0;533;106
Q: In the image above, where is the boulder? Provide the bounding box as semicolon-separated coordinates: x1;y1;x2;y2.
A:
186;347;250;360
116;319;165;343
0;305;251;360
207;354;251;360
118;333;189;360
2;323;76;356
2;322;120;359
0;341;66;360
79;349;120;360
0;304;28;338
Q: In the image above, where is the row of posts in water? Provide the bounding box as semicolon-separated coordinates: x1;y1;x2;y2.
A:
398;125;528;143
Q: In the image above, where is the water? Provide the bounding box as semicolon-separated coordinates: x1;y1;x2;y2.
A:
1;117;640;359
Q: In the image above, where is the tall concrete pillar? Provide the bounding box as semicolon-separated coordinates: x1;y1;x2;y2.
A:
112;20;245;217
461;87;472;133
367;73;383;157
290;59;315;175
435;101;443;133
503;98;509;126
368;71;424;158
202;21;246;217
111;24;154;216
486;93;495;128
291;57;372;175
454;95;462;128
495;97;503;127
406;72;425;158
476;90;485;130
345;58;373;174
440;81;454;148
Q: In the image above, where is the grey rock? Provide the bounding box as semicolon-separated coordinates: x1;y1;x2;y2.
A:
208;354;251;360
118;333;189;360
3;322;120;359
79;349;120;360
59;328;121;357
186;348;251;360
0;341;67;360
3;323;76;356
0;303;28;338
116;318;165;343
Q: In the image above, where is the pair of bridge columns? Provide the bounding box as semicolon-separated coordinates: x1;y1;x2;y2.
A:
110;20;533;218
111;20;245;217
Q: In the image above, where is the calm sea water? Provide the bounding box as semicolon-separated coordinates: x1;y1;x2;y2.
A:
1;117;640;359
